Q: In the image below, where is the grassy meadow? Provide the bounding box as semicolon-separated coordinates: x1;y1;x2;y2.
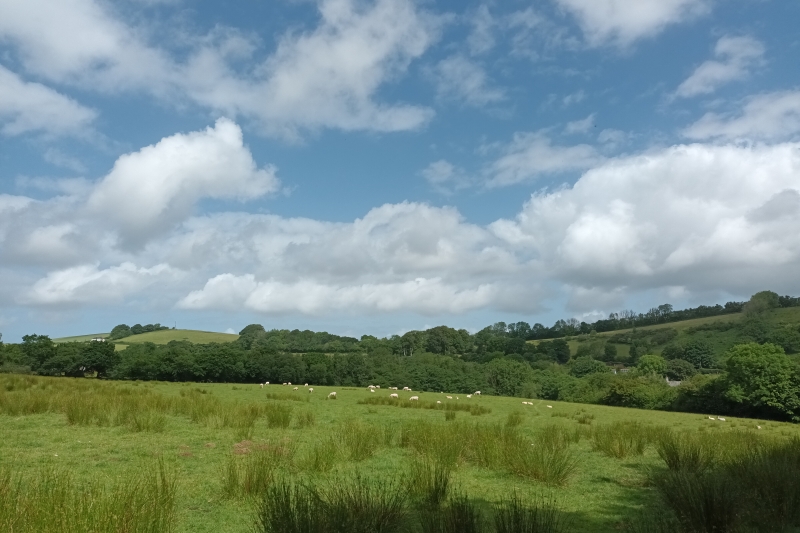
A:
3;374;800;532
52;329;241;350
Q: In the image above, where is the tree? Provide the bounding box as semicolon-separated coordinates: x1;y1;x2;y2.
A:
661;343;684;360
569;356;608;378
666;359;697;381
485;358;531;396
21;334;56;370
108;324;132;340
602;343;617;362
724;343;800;421
683;340;714;369
551;339;571;364
637;355;667;376
743;290;780;316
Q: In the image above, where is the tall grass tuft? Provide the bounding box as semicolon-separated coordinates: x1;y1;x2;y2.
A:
502;427;578;486
222;440;294;498
653;470;740;533
419;494;485;533
358;396;491;415
592;421;649;459
254;474;409;533
494;493;571;533
298;437;339;473
654;430;715;473
339;419;381;461
505;411;524;428
406;458;452;508
0;460;176;533
264;403;293;429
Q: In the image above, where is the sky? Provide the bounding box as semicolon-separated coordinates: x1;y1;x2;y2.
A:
1;0;800;342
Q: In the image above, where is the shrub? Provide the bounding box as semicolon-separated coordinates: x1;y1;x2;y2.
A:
592;421;649;459
494;493;571;533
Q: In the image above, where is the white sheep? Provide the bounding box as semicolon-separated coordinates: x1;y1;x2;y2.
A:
409;396;419;401
309;388;314;393
474;391;481;395
265;382;269;385
390;393;398;399
446;396;453;399
328;391;337;399
718;417;726;422
288;382;292;386
370;389;375;393
436;400;441;404
546;405;553;408
403;387;411;391
709;417;716;420
260;383;264;388
283;383;287;385
467;394;472;398
376;385;380;389
293;387;298;391
758;425;762;429
304;383;308;386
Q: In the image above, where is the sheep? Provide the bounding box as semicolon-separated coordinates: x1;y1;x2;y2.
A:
466;394;472;398
546;405;553;408
288;382;292;386
709;417;716;420
368;385;376;389
265;382;269;385
522;401;528;405
370;389;375;393
260;383;264;388
474;391;481;395
436;400;441;404
283;383;287;386
757;425;762;429
403;387;411;391
718;417;726;422
293;387;298;391
409;396;419;401
376;385;380;389
304;383;308;386
446;396;453;399
328;392;337;399
390;393;398;399
389;387;398;390
309;388;314;393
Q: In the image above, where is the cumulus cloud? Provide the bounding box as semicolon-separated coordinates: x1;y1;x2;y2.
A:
555;0;711;47
674;36;765;99
487;132;602;187
21;262;178;306
684;90;800;141
429;55;504;107
0;0;437;138
564;113;595;134
0;65;97;137
87;118;279;247
421;160;473;194
467;5;496;55
492;142;800;303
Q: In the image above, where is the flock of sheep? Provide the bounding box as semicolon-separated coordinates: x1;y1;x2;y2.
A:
257;381;483;401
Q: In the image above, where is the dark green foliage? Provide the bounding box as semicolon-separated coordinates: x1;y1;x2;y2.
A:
666;359;697;381
568;357;607;378
109;324;132;340
683;340;715;369
419;494;485;533
724;343;800;421
407;459;452;508
603;343;617;361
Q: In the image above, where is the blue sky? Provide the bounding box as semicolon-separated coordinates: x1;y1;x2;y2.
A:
1;0;800;342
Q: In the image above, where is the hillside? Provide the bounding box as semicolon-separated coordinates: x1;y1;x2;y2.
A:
54;329;239;349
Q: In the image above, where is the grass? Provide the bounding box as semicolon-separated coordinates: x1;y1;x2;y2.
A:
2;375;800;532
110;329;239;347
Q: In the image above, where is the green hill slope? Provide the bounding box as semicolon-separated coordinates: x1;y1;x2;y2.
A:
114;329;239;347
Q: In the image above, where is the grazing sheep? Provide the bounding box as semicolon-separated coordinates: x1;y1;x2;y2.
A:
546;405;552;408
260;383;264;388
522;401;528;405
390;393;398;399
709;417;716;420
376;385;380;389
474;391;481;395
304;383;308;386
283;383;287;385
293;387;298;391
370;389;375;393
389;387;398;390
409;396;419;401
758;425;762;429
265;382;269;385
328;392;337;399
403;387;411;391
436;401;441;404
718;417;726;421
466;394;472;398
447;396;453;399
288;382;292;386
309;388;314;393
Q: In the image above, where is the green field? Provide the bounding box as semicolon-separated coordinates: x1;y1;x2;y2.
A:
52;333;110;343
2;374;798;533
54;329;239;348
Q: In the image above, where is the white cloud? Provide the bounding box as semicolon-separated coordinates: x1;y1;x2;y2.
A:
564;113;595;134
555;0;711;47
674;36;764;98
487;132;602;187
562;90;586;107
468;5;495;55
493;142;800;299
0;0;437;138
22;262;178;306
43;148;87;173
429;55;504;107
684;90;800;141
87;118;279;247
0;65;97;137
421;160;472;194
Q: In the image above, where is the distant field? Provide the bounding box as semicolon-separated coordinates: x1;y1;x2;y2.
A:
114;329;239;347
1;375;796;533
53;333;110;343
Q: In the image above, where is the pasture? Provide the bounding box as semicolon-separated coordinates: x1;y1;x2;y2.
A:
2;374;799;533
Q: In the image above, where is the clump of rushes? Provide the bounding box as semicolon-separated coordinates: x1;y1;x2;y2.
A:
222;440;295;498
592;421;650;459
263;403;293;429
297;437;339;473
419;493;485;533
502;426;578;486
505;411;524;428
445;411;456;422
339;419;381;461
494;493;571;533
0;460;176;533
406;458;452;508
